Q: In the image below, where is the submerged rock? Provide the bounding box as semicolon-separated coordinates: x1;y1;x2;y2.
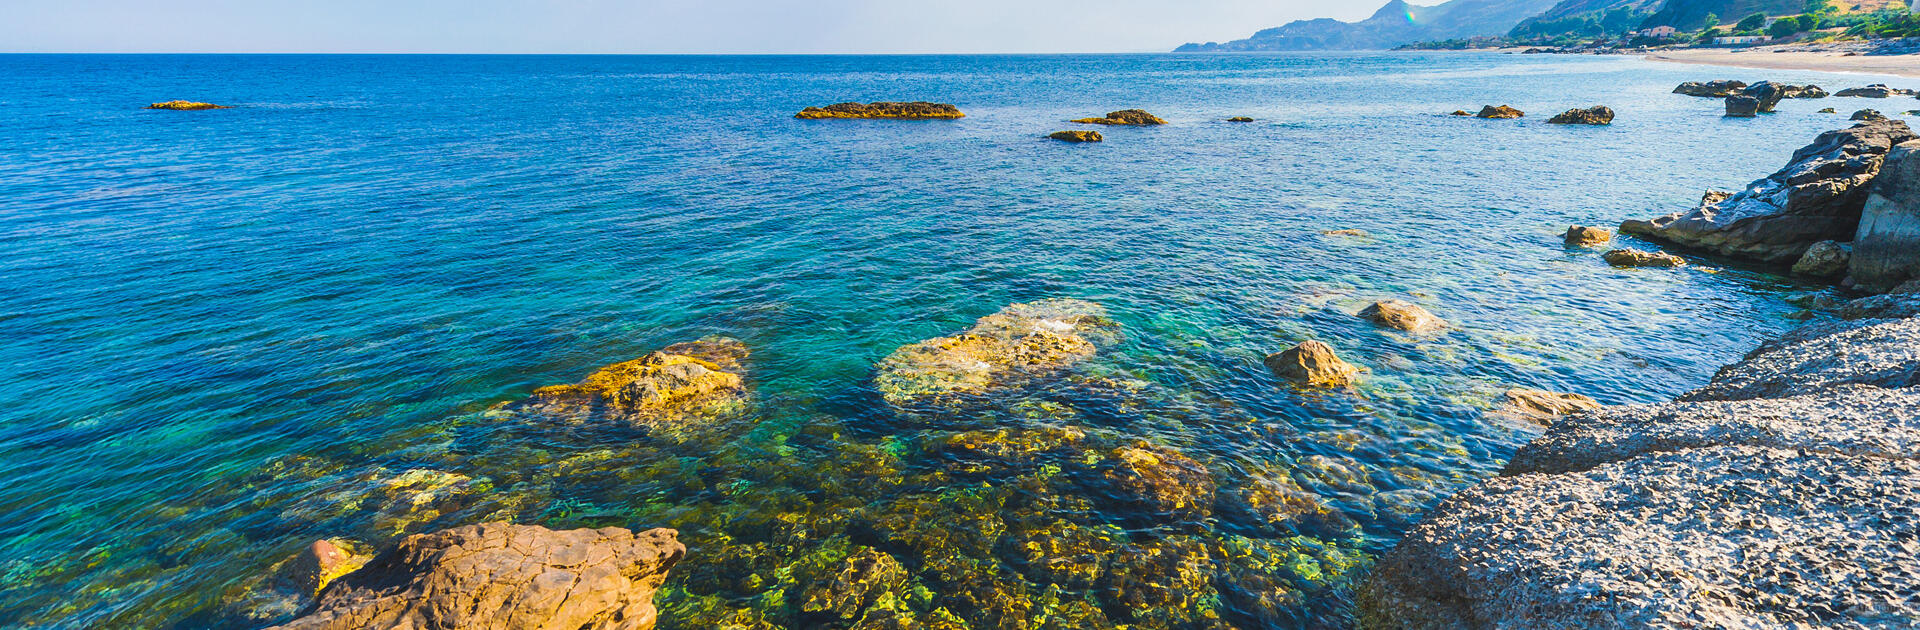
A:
1673;80;1746;97
1101;443;1217;522
800;547;910;622
795;102;965;120
1265;340;1359;387
1602;249;1684;268
1321;228;1371;238
1494;388;1599;426
510;337;749;428
1047;130;1102;142
1790;239;1851;278
1853;139;1920;292
147;100;230;110
1562;225;1611;246
1620;119;1918;263
272;523;684;630
221;539;374;625
1071;109;1167;125
1546;106;1612;125
1357;300;1446;334
1474;105;1523;119
873;299;1119;406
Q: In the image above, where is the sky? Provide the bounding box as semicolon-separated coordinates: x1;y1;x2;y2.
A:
1;0;1393;54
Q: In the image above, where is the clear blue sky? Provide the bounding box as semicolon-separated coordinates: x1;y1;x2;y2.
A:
3;0;1387;54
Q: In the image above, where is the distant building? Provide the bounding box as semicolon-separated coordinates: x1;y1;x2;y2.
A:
1639;26;1679;39
1714;35;1769;46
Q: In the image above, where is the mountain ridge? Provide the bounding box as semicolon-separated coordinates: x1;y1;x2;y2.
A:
1176;0;1563;51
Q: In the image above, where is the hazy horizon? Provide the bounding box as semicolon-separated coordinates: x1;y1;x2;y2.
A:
3;0;1416;55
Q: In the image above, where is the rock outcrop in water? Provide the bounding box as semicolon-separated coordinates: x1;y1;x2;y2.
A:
272;523;684;630
1673;80;1745;97
1781;84;1827;99
1265;340;1359;387
1621;119;1918;264
1047;130;1103;142
1853;138;1920;292
505;337;749;429
1562;225;1610;246
1474;105;1523;119
1071;109;1168;125
1723;81;1787;117
1836;84;1917;98
795;102;965;120
1602;249;1684;268
1791;239;1851;278
1854;108;1888;122
873;299;1120;406
1493;388;1599;426
1546;106;1612;125
1360;295;1920;629
147;100;229;110
1358;300;1447;333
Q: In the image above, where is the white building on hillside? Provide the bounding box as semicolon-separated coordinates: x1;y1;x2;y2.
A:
1714;35;1769;46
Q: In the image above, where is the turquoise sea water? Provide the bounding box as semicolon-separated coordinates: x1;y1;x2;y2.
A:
2;53;1914;628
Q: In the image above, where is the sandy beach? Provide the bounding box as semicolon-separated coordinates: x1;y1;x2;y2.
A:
1648;47;1920;79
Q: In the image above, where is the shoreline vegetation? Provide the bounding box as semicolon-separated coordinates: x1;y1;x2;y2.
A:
212;75;1920;628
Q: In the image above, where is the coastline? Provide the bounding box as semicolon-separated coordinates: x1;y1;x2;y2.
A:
1646;47;1920;79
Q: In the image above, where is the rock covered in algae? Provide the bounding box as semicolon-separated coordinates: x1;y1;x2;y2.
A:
1101;443;1217;523
273;467;494;537
800;547;910;622
509;337;748;427
1227;116;1255;122
1546;105;1612;125
1264;340;1359;387
147;100;229;110
271;523;684;630
1474;105;1523;119
1602;248;1684;268
794;102;965;120
1562;225;1611;246
1791;239;1851;277
1358;299;1446;334
219;539;374;625
1229;472;1356;537
1047;130;1103;142
1071;109;1168;125
873;299;1119;406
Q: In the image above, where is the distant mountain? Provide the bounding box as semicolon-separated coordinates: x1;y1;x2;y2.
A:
1638;0;1806;29
1508;0;1662;38
1176;0;1563;51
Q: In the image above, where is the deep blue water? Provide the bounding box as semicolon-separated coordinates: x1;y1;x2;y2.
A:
2;53;1913;629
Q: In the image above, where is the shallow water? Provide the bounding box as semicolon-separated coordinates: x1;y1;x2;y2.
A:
1;52;1910;628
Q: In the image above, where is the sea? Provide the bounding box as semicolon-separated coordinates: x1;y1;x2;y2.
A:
1;52;1913;629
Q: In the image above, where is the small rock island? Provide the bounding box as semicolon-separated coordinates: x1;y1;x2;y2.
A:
147;100;230;110
794;102;965;120
1071;109;1168;125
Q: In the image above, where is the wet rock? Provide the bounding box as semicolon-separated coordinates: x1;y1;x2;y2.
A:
1820;107;1839;114
1620;119;1918;264
1838;293;1920;320
1474;105;1523;119
1790;239;1851;278
272;523;684;630
1264;341;1359;387
1230;473;1355;537
1852;139;1920;292
1673;80;1746;97
510;337;748;428
1321;228;1371;238
935;426;1086;465
1071;109;1167;125
1507;387;1920;476
1100;537;1218;627
1227;116;1254;122
1046;130;1102;142
873;299;1119;406
1448;110;1471;116
1854;108;1888;121
1493;388;1599;426
277;467;492;537
1357;300;1446;334
221;539;374;625
795;102;965;119
1723;95;1761;118
800;548;910;622
1361;446;1920;629
147;100;229;110
1101;443;1216;522
1738;81;1787;114
1562;225;1611;246
1780;84;1827;99
1546;106;1612;125
1602;249;1684;268
1836;84;1916;98
1681;316;1920;402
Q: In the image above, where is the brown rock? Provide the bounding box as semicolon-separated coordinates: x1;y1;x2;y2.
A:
1547;106;1613;125
1047;130;1103;142
1449;110;1472;116
1265;340;1359;387
1475;105;1524;119
1227;116;1255;122
1322;229;1371;238
1603;249;1685;268
1358;300;1447;334
289;539;372;597
1853;109;1888;121
1497;388;1600;426
513;337;748;427
147;100;229;110
873;299;1119;406
795;102;965;120
272;523;683;630
1102;444;1216;522
1071;109;1168;125
1563;226;1612;246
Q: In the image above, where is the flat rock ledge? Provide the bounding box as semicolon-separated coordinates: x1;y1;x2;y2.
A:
795;102;965;120
1359;299;1920;629
271;523;685;630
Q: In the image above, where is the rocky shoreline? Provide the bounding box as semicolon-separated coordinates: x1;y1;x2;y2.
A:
1358;120;1920;627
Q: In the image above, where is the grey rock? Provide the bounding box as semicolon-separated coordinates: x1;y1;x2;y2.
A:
1839;293;1920;320
1724;94;1761;118
271;523;684;630
1361;446;1920;630
1681;316;1920;402
1852;140;1920;292
1506;386;1920;475
1546;105;1613;125
1790;239;1851;277
1854;108;1888;122
1674;80;1746;97
1620;120;1918;263
1741;80;1787;114
1781;84;1828;99
1836;84;1916;98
